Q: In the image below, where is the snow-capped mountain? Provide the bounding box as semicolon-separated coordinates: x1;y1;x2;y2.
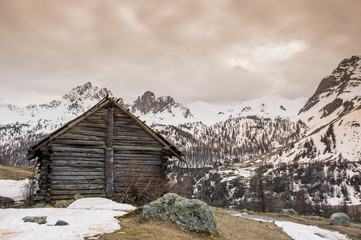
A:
0;82;115;165
185;56;361;217
299;55;361;132
0;81;304;166
130;91;194;126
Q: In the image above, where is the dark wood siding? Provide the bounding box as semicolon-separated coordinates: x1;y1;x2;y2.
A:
112;108;163;193
49;108;108;199
33;103;170;202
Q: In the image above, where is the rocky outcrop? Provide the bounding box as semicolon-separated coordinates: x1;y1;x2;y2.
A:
141;193;218;236
299;55;361;115
132;91;192;118
330;212;351;226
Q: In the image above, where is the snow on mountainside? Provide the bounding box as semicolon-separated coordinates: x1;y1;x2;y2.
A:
188;96;306;126
131;91;194;126
0;81;305;166
0;82;115;165
185;56;361;213
299;55;361;132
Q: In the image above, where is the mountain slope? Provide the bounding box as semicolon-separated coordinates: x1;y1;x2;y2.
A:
299;55;361;132
181;56;361;216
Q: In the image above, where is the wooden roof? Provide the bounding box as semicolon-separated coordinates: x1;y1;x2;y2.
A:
27;97;185;162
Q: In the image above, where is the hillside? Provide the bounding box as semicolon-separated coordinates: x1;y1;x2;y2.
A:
180;56;361;219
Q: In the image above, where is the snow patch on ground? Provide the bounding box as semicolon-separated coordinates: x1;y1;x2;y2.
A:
68;197;136;211
228;210;351;240
0;179;29;201
0;198;135;240
275;220;350;240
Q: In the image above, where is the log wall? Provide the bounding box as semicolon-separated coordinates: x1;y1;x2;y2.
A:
34;104;169;202
112;108;164;193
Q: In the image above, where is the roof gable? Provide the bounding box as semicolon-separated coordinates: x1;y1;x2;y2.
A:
27;97;185;162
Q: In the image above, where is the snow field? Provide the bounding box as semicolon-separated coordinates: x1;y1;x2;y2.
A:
0;180;136;240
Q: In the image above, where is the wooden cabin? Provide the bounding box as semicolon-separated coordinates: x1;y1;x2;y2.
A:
27;97;185;202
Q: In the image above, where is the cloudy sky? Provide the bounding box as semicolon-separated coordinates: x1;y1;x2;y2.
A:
0;0;361;106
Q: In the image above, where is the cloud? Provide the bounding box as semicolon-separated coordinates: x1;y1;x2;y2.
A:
0;0;360;105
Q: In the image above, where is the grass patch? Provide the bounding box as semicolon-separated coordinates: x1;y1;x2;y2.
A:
0;165;34;180
96;208;292;240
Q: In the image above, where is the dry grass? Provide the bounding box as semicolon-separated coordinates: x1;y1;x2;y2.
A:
0;165;34;180
94;208;292;240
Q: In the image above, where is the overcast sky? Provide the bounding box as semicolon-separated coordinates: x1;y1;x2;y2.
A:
0;0;361;106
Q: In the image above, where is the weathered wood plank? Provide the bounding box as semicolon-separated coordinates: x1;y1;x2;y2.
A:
52;143;106;150
70;126;108;134
50;167;104;172
51;175;105;181
51;179;104;185
52;146;105;154
50;190;105;195
50;194;106;200
113;124;143;130
105;106;114;198
76;122;107;129
114;158;162;162
50;171;104;176
51;160;105;168
51;184;104;190
113;146;162;151
52;155;105;161
53;139;106;146
114;152;162;157
66;129;106;137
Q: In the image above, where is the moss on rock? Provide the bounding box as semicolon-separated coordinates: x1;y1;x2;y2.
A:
141;193;218;236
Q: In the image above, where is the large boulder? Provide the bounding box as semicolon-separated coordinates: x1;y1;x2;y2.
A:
330;212;351;226
141;193;218;236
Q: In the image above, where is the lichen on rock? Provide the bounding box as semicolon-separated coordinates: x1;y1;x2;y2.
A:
330;212;351;226
141;193;218;236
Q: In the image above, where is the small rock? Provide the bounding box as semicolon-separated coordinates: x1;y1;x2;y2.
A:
23;216;47;224
280;209;299;216
308;215;324;221
55;220;69;226
34;202;47;208
0;196;15;208
330;212;351;226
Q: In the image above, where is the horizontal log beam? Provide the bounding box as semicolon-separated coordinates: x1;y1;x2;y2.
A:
50;189;105;195
51;175;105;181
52;146;105;154
66;129;106;137
50;171;104;176
51;184;104;190
113;146;162;152
51;161;105;168
50;194;106;200
50;167;104;172
53;139;106;146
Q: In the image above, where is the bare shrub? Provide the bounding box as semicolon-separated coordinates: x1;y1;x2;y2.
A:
22;166;38;207
169;176;193;198
115;159;171;207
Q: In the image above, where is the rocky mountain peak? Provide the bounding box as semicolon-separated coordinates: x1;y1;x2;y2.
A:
62;82;112;103
299;56;361;115
132;91;176;114
333;55;361;75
